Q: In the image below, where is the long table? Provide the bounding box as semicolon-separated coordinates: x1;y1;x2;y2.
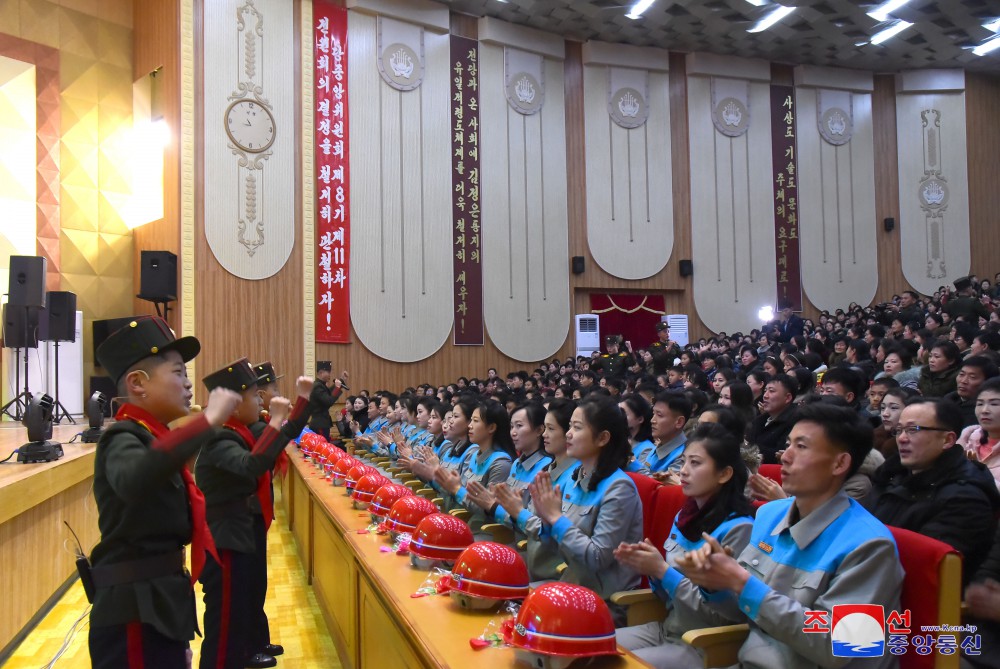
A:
281;447;648;669
0;423;99;658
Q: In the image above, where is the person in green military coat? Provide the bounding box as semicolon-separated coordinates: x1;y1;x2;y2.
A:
195;359;312;669
644;322;682;376
591;334;636;380
89;316;241;669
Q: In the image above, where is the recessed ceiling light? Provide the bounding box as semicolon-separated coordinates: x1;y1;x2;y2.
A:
744;0;768;6
867;0;913;22
983;18;1000;33
870;19;913;45
748;5;795;33
626;0;657;20
973;35;1000;56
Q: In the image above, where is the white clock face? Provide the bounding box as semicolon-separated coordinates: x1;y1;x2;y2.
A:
225;99;275;153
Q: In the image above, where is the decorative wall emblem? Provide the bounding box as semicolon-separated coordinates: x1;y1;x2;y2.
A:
819;107;852;145
378;42;423;91
919;109;948;279
609;86;648;129
713;97;749;136
507;72;543;115
226;0;274;257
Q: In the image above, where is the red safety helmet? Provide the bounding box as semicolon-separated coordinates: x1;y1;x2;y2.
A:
322;447;347;479
386;495;438;536
345;463;375;493
445;542;530;606
505;583;618;659
369;483;413;522
331;456;359;486
409;513;474;568
299;432;323;457
351;473;390;509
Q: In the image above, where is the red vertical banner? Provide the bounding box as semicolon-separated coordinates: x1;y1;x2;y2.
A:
314;2;350;343
450;36;484;345
770;85;802;311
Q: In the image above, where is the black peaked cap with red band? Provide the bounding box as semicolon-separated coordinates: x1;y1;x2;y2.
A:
204;358;258;393
96;316;201;383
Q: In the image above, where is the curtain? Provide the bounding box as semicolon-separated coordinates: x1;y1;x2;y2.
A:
588;294;666;352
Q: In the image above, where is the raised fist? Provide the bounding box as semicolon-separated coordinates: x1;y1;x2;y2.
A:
204;388;242;426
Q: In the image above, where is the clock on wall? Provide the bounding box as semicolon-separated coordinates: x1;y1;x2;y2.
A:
225;98;275;153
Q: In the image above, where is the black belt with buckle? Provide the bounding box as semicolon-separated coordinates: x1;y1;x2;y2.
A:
90;550;186;589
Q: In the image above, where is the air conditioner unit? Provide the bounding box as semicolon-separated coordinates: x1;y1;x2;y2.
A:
666;314;689;347
575;314;600;358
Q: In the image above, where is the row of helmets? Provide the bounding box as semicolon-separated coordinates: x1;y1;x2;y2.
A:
296;429;619;666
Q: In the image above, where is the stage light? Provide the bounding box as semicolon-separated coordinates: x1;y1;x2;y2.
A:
82;392;108;443
18;393;63;463
758;306;775;322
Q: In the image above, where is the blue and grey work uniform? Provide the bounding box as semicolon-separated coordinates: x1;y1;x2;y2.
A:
487;448;552;530
625;439;656;473
446;445;512;533
639;433;686;474
617;514;753;669
523;468;643;619
700;492;903;669
496;456;580;533
429;438;472;497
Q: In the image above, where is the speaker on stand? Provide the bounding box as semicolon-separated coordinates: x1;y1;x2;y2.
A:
38;291;77;424
2;256;46;421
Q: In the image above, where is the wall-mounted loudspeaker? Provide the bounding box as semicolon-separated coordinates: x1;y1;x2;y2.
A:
571;256;585;275
883;217;895;232
138;251;178;302
679;259;693;277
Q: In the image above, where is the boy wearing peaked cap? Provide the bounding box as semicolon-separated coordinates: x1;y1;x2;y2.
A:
251;361;282;434
89;316;241;669
247;361;285;661
195;359;313;669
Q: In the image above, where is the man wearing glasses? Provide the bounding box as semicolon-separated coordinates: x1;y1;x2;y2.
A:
862;398;1000;582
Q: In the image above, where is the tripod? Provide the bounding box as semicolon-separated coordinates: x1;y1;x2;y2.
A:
0;345;30;421
50;340;75;424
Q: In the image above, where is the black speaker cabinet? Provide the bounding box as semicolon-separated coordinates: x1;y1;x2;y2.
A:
2;304;39;349
571;256;585;275
92;317;136;364
8;255;46;308
41;291;77;342
138;251;178;302
679;259;694;277
884;217;895;232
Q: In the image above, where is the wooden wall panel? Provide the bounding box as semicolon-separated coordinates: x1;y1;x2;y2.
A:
967;73;1000;281
872;74;906;303
133;0;182;327
191;0;303;404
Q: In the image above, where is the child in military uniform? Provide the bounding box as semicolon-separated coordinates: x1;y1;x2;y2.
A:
247;361;286;661
89;316;241;669
196;359;313;669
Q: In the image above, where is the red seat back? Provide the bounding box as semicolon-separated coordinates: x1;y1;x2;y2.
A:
758;464;782;485
626;472;661;542
888;526;962;669
648;485;688;557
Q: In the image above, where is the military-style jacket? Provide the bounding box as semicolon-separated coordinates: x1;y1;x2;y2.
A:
90;409;215;641
196;397;308;553
308;379;342;430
